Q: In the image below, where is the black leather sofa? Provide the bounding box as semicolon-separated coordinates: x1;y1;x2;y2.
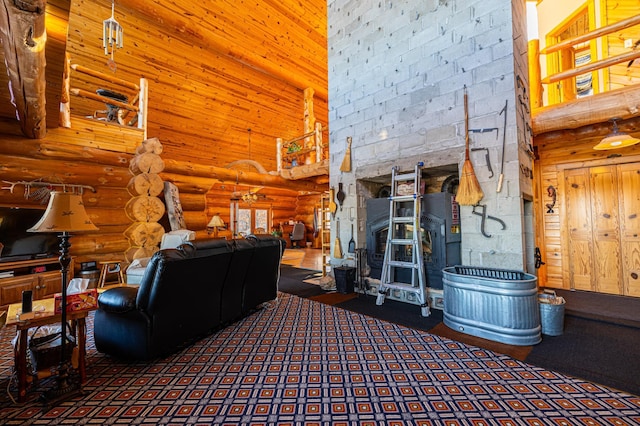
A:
93;235;285;360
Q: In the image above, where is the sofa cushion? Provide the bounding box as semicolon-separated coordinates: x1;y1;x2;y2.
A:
98;286;139;313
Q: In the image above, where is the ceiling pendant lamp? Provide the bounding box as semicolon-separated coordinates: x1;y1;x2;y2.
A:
593;118;640;150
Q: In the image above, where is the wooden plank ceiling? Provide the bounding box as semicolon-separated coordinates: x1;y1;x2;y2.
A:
0;0;328;176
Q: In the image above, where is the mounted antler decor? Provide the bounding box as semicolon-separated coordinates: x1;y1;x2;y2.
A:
1;180;96;204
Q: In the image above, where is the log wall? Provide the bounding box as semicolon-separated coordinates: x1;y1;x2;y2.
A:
0;126;141;267
0;124;307;271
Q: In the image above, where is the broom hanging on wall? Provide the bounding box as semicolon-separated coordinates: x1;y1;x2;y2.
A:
339;136;352;172
334;217;343;259
455;86;484;206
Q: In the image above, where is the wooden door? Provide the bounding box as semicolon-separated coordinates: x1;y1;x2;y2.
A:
564;163;640;296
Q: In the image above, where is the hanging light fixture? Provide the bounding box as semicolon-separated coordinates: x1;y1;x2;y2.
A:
103;0;124;71
593;118;640;150
242;192;258;204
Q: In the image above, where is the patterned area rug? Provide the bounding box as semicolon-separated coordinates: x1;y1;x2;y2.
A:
0;293;639;424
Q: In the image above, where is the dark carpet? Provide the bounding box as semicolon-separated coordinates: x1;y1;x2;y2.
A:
335;293;443;332
279;266;640;397
527;315;640;396
277;265;325;298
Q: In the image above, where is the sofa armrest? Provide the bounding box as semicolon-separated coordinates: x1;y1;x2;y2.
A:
98;287;139;314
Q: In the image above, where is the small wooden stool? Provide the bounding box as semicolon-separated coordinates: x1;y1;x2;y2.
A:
98;261;125;288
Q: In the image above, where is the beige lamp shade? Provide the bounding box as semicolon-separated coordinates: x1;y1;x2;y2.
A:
207;214;225;237
28;191;98;233
207;214;225;228
594;119;640;150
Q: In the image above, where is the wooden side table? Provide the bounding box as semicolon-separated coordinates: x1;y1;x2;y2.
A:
5;299;89;403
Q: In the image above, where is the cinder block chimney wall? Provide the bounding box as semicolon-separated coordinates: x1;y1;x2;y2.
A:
328;0;534;271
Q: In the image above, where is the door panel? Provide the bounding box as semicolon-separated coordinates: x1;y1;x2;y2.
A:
617;164;640;297
569;241;593;290
564;168;593;290
590;166;621;294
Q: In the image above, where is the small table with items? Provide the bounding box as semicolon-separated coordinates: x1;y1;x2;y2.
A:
5;299;90;403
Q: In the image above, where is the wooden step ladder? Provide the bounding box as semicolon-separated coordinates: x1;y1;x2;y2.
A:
376;163;430;317
320;192;332;277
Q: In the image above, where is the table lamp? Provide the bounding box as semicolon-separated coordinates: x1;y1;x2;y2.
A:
28;190;98;403
207;214;224;238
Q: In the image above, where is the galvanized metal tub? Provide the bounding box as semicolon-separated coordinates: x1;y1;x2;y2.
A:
442;265;541;346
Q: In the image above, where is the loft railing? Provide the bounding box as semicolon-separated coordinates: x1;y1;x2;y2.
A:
529;14;640;110
276;122;327;173
60;58;148;138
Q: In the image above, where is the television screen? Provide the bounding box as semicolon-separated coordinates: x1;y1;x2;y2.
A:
0;207;60;261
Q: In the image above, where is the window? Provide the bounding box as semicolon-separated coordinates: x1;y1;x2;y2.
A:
236;207;270;236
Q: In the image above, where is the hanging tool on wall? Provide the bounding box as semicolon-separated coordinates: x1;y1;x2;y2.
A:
340;136;352;172
470;147;494;178
336;182;346;211
546;186;556;213
348;223;356;254
472;204;506;238
497;99;508;193
469;127;498;138
535;247;546;269
328;187;338;217
334;217;343;258
455;86;484;206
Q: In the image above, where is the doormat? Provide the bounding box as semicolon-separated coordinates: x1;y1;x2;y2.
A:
303;276;323;286
309;292;358;306
428;323;532;361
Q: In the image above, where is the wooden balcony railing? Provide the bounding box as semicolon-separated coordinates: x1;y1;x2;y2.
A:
60;58;148;138
530;14;640;110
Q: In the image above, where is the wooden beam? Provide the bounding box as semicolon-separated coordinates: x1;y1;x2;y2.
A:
540;14;640;55
279;159;329;180
70;88;139;111
44;0;70;132
541;50;640;85
162;158;327;193
71;64;139;91
531;84;640;135
0;0;47;138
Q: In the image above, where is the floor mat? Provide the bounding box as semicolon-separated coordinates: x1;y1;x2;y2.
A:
429;323;533;361
309;292;357;305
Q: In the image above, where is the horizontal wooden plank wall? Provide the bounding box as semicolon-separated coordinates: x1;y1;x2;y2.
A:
534;121;640;289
